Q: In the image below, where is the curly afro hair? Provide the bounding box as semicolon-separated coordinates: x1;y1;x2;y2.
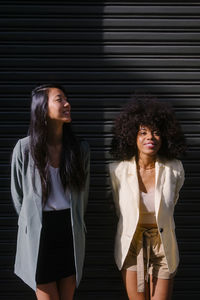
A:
110;96;186;161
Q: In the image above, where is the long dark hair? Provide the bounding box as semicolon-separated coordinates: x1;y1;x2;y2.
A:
29;84;86;204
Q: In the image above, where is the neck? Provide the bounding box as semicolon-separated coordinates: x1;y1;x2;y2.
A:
137;154;156;170
47;121;63;145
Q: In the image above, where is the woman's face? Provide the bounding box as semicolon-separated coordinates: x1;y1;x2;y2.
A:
136;125;161;157
47;88;71;123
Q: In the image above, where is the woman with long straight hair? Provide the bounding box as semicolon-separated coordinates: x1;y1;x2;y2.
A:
109;97;185;300
11;84;90;300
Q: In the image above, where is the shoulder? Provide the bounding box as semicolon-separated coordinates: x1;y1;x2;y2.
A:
13;136;30;154
19;136;30;148
109;160;130;176
162;158;184;173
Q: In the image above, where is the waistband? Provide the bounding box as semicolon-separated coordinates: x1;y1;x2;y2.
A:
42;208;70;215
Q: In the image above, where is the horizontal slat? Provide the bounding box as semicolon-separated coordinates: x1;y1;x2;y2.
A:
2;45;200;56
2;71;200;81
2;32;200;42
1;18;200;29
2;4;200;16
2;58;200;69
2;84;200;95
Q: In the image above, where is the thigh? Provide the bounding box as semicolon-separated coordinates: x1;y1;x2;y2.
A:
121;269;149;300
36;281;60;300
58;275;76;300
149;276;174;300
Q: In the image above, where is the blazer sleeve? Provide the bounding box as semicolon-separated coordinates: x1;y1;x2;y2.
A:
109;163;120;217
81;141;90;213
174;160;185;205
11;140;23;215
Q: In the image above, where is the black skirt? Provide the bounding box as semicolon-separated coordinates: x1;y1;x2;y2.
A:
36;209;76;284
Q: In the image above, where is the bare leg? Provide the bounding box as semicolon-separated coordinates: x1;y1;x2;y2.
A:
122;269;149;300
36;282;60;300
58;275;76;300
150;276;174;300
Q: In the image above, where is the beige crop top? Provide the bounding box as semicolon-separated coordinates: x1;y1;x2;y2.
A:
139;189;156;224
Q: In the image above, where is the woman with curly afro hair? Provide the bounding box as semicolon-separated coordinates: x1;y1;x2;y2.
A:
109;97;186;300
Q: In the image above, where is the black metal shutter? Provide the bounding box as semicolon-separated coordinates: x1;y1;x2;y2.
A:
0;1;199;299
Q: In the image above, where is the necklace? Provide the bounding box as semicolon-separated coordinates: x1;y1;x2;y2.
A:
138;165;155;171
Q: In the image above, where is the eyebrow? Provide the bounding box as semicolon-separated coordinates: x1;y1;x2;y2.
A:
139;127;147;130
54;94;67;98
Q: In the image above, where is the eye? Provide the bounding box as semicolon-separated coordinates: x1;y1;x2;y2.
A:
154;130;160;136
55;97;62;102
139;130;146;135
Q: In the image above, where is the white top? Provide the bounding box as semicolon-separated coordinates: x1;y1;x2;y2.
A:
139;189;156;224
43;166;70;211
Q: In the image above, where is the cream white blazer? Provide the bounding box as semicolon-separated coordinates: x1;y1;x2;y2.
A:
109;156;184;273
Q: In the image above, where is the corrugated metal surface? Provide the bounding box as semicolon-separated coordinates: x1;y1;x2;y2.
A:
0;1;200;299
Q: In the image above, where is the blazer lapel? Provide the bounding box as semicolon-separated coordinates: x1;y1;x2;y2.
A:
126;157;140;210
155;159;165;218
31;164;43;222
116;156;165;218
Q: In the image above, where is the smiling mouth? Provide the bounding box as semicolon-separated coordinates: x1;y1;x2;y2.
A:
63;111;70;115
144;143;157;148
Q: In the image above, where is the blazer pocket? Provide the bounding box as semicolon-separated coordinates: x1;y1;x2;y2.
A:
17;212;35;233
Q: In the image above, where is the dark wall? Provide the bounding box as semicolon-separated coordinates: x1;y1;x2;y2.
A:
0;1;200;299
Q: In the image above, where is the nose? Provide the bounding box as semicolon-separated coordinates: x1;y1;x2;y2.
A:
64;100;70;109
147;131;153;139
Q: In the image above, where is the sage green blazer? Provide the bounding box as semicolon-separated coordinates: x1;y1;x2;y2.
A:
11;136;90;291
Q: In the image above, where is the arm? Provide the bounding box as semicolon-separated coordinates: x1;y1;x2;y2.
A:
11;140;23;215
82;141;90;213
108;163;120;217
174;160;185;205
